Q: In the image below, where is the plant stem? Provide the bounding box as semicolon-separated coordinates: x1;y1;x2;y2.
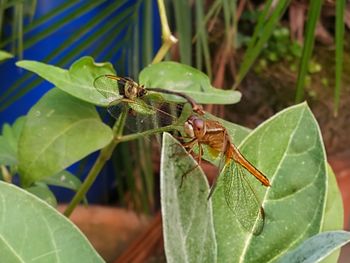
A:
117;124;180;143
64;109;128;217
151;0;178;64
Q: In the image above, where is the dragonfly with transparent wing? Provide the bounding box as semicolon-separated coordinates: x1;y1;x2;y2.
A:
93;75;201;123
182;115;270;235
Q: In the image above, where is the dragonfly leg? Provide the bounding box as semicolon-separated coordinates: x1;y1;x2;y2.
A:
197;143;203;166
172;134;193;142
180;163;199;188
180;143;203;188
170;138;197;159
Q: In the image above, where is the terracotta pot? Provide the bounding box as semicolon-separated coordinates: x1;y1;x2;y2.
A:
329;152;350;230
58;205;150;262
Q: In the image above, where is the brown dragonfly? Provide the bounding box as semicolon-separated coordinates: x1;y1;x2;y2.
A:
182;115;270;235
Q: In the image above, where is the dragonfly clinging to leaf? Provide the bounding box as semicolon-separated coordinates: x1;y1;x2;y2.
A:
93;75;202;120
182;114;270;235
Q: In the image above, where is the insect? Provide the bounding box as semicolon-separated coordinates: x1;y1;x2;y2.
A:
182;115;270;235
93;75;202;120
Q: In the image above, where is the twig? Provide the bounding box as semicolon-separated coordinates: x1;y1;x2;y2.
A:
151;0;178;64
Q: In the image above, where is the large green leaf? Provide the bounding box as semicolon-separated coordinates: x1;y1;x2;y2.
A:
0;181;104;262
139;61;241;105
0;116;26;165
161;133;217;263
277;231;350;263
212;102;327;262
18;88;113;186
16;57;115;106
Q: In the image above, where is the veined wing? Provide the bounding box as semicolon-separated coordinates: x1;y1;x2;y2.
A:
114;98;189;134
105;98;157;121
222;160;265;235
93;75;125;101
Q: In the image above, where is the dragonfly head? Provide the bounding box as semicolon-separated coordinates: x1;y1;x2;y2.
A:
184;116;206;139
137;85;147;98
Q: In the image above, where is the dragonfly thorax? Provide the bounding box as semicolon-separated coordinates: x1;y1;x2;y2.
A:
124;81;147;100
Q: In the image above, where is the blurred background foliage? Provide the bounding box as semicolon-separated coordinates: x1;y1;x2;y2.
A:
0;0;349;213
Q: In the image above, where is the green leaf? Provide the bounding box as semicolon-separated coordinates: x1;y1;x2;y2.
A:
16;56;115;106
277;231;350;263
0;181;104;262
27;183;58;207
0;116;26;165
0;50;13;61
320;165;344;263
139;61;241;105
161;133;217;262
18;88;113;186
41;170;83;192
213;102;327;262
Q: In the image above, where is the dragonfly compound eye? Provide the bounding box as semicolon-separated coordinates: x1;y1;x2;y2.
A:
139;88;147;97
193;119;204;130
193;119;206;137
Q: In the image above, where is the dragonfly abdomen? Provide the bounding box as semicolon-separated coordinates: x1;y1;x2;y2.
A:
228;144;270;187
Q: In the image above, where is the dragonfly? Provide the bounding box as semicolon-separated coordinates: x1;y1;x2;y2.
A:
93;75;202;121
182;115;270;235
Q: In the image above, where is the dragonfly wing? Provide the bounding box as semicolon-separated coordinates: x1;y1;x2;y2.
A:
223;161;265;235
93;75;123;100
107;99;127;119
129;98;156;115
208;131;229;199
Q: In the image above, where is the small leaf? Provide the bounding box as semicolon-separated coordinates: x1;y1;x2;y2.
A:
27;183;57;207
161;133;217;263
0;116;26;165
0;181;104;262
139;61;241;105
0;50;13;61
16;56;115;106
18;89;113;186
41;170;82;192
0;137;17;166
277;231;350;263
